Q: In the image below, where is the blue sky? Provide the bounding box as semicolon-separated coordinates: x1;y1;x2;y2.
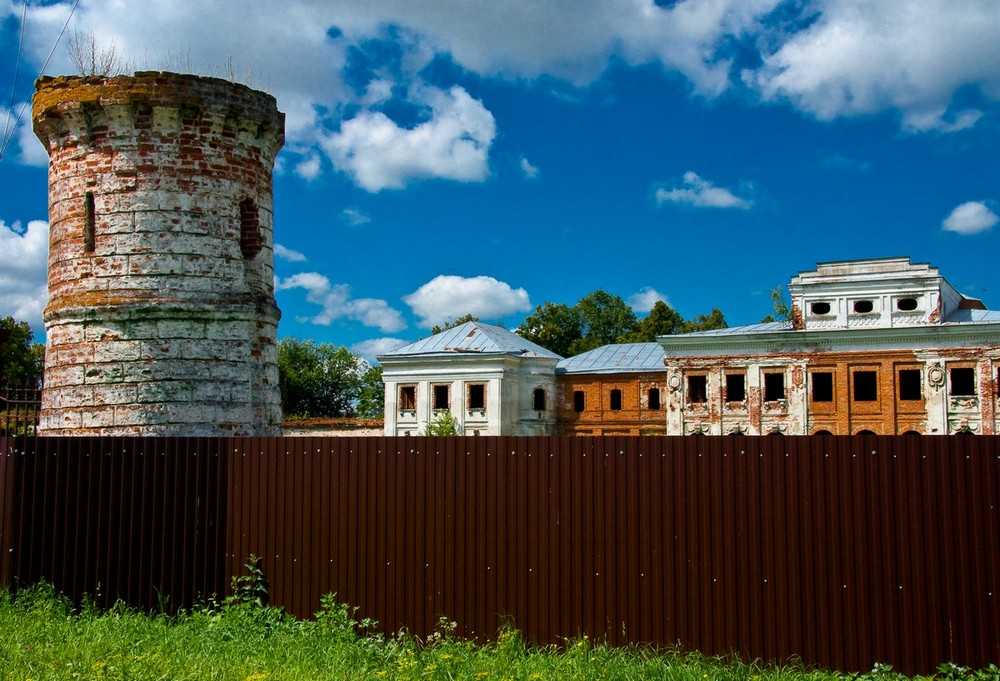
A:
1;1;998;360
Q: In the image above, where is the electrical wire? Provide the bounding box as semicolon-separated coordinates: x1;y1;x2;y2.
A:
0;0;81;160
0;0;29;156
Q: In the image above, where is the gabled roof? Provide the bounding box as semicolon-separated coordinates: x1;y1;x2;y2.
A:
556;342;664;374
378;321;562;360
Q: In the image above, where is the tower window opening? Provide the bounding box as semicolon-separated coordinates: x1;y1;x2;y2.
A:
239;198;262;259
897;297;918;311
84;191;95;254
853;300;874;314
811;301;831;315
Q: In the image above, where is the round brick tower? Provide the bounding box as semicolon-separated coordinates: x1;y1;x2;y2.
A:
32;72;285;435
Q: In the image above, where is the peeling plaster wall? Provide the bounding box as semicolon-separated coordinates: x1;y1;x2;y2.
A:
34;72;285;436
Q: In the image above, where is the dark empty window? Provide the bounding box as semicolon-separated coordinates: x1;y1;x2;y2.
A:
399;386;416;411
84;191;95;253
811;372;833;402
853;371;878;401
239;198;262;259
533;388;546;411
725;373;745;402
764;372;785;401
853;300;874;314
573;390;585;413
897;297;918;311
468;383;485;410
609;389;623;410
950;367;976;396
811;301;831;315
898;369;921;401
687;375;707;404
433;384;450;410
647;387;661;410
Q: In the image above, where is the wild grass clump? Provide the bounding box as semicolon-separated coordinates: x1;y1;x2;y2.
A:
0;583;990;680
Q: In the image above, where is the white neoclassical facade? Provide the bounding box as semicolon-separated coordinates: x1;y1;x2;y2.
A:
379;321;561;436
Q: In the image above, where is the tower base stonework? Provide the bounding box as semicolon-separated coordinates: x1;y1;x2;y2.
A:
34;73;285;436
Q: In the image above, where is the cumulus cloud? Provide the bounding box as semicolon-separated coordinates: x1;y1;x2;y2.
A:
274;243;307;262
403;275;531;328
322;85;496;192
747;0;1000;132
519;156;540;179
276;272;406;332
941;201;998;235
655;171;752;209
0;219;49;330
294;154;322;181
628;287;670;313
341;208;372;226
351;337;409;362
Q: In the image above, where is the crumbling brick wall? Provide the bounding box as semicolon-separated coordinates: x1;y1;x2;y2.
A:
33;72;285;435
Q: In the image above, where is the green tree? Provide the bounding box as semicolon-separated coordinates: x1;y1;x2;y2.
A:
682;308;728;333
620;300;686;342
0;317;44;385
425;410;459;436
569;290;638;355
431;314;479;335
277;339;365;417
356;365;384;418
517;302;583;358
760;286;791;323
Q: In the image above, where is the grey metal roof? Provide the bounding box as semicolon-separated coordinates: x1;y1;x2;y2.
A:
944;309;1000;324
379;321;562;359
556;343;664;374
671;321;792;338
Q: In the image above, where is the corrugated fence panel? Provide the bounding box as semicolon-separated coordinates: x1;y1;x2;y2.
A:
0;435;998;675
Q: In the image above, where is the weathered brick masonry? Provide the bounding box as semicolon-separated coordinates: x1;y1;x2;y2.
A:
33;72;285;435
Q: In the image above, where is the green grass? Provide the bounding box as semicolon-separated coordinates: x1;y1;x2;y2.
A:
0;585;991;681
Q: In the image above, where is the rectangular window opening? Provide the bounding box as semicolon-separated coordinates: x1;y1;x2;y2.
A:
687;375;707;404
811;372;833;402
573;390;585;413
84;191;96;254
764;372;785;402
468;383;485;410
609;389;623;410
950;367;976;397
533;388;546;411
433;384;450;410
399;386;416;411
898;369;921;401
647;387;661;410
853;371;878;402
725;374;745;402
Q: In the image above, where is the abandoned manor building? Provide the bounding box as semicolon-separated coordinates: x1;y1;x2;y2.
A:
380;257;1000;437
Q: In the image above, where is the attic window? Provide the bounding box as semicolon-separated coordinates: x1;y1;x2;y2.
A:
853;300;874;314
609;389;623;410
84;191;96;253
533;388;546;411
811;302;831;315
239;198;262;259
897;297;918;311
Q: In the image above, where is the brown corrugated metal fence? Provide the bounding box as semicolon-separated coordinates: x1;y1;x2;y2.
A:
1;435;998;675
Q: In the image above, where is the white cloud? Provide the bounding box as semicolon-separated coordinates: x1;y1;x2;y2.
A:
351;337;409;362
942;201;998;235
276;272;406;332
361;78;394;107
519;156;540;179
341;208;372;226
404;274;531;328
294;154;322;180
322;85;496;192
0;219;49;331
747;0;1000;132
628;287;670;313
1;104;48;166
274;243;307;262
655;171;752;209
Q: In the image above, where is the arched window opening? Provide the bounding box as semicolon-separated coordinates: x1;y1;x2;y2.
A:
533;388;546;411
648;387;661;410
239;198;262;259
856;429;877;436
84;191;95;254
609;389;622;411
814;429;833;437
